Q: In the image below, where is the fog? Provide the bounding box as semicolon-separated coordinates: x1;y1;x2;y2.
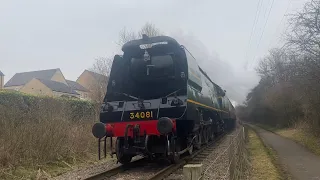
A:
0;0;309;105
171;31;260;105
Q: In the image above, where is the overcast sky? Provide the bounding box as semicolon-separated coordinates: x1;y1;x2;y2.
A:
0;0;309;104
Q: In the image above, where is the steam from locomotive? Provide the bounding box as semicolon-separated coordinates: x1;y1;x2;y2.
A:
92;35;236;164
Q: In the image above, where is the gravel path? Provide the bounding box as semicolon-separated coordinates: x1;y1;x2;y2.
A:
108;161;168;180
251;125;320;180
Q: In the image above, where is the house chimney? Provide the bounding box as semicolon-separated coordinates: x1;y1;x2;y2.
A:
0;71;4;90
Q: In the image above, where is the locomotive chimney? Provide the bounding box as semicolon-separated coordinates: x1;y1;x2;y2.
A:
142;34;149;40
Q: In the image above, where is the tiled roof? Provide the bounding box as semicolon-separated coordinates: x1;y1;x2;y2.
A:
86;70;107;82
66;80;89;92
0;71;4;76
37;79;79;95
4;68;58;87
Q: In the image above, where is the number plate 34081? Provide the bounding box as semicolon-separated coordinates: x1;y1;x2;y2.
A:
129;111;154;120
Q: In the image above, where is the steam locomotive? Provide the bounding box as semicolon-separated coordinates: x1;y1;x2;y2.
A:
92;35;236;164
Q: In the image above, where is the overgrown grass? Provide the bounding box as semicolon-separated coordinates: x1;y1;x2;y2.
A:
255;123;281;132
248;129;282;180
0;90;105;179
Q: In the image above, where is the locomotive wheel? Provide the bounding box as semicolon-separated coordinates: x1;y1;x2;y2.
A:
208;127;214;141
170;151;180;164
203;127;209;144
169;137;180;164
214;124;220;137
116;137;132;165
187;144;194;155
201;128;206;145
194;131;202;149
147;155;155;162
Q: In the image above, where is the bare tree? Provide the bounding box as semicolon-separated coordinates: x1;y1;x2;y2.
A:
91;57;113;77
284;0;320;132
117;27;138;47
286;0;320;58
117;22;162;46
88;57;112;103
213;0;320;134
137;22;162;38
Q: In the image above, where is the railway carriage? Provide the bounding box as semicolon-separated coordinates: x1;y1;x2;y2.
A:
92;35;236;164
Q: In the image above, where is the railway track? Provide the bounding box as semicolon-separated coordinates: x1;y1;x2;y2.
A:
84;132;228;180
148;132;227;180
84;157;147;180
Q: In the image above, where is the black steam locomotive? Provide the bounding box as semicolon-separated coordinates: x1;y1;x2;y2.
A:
92;35;236;164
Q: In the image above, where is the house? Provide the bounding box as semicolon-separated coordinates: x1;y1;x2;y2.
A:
76;70;108;91
76;70;108;101
4;68;80;98
4;68;106;100
66;80;89;100
0;71;4;89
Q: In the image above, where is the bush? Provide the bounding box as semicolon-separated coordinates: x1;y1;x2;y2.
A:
0;90;99;177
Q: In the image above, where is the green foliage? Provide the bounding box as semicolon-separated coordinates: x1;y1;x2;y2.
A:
0;90;96;122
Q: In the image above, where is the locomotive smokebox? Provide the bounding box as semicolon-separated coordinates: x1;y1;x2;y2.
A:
92;122;106;138
157;117;174;135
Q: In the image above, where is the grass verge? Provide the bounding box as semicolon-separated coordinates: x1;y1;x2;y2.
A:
247;128;283;180
1;155;113;180
0;91;107;179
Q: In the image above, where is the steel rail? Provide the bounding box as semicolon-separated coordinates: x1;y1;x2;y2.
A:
84;157;146;180
148;132;228;180
84;132;229;180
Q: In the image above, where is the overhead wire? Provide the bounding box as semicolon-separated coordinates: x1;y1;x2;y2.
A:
248;0;276;69
237;0;291;103
267;0;292;50
244;0;264;70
